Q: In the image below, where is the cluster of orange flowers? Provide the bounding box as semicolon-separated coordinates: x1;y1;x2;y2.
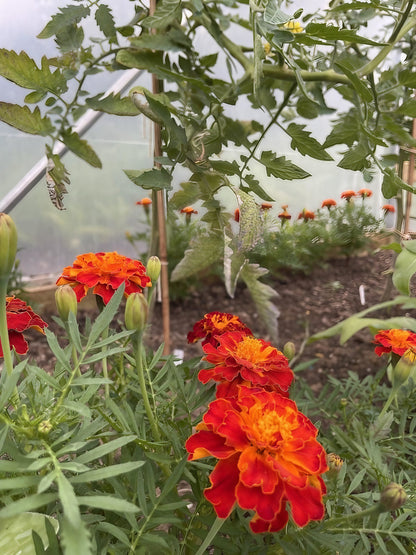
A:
186;312;328;533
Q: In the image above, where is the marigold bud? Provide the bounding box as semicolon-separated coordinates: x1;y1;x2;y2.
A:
125;292;148;332
146;256;161;283
326;453;343;477
0;213;18;280
283;341;296;361
38;420;53;436
380;482;407;511
55;285;78;321
393;348;416;387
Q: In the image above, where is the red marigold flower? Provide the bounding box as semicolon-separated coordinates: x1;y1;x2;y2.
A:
187;312;252;347
186;386;328;533
340;190;356;201
200;331;294;396
298;209;315;220
321;199;336;209
357;188;372;199
383;204;395;213
180;206;198;215
374;329;416;357
56;252;151;305
261;202;273;210
0;296;48;356
234;208;240;223
278;208;291;220
136;197;152;206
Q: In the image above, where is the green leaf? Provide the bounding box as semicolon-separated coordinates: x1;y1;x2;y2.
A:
60;518;92;555
242;174;275;202
37;6;90;39
238;190;263;251
337;142;371;171
45;147;70;210
382;168;414;199
55;24;84;53
61;130;102;168
286;123;333;160
171;231;223;281
76;495;140;513
87;285;124;346
334;61;373;102
86;92;139;116
264;0;291;25
95;5;117;40
305;22;382;46
324;111;360;148
346;468;366;495
56;473;81;528
399;69;416;88
397;99;416;117
75;435;137;464
260;151;310;180
0;513;59;555
0;103;54;136
393;242;416;295
0;361;26;411
224;233;245;298
124;168;172;190
0;50;67;94
0;494;58;519
141;0;182;29
240;263;279;343
70;461;145;483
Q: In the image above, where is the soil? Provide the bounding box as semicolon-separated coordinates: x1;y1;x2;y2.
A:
24;248;407;391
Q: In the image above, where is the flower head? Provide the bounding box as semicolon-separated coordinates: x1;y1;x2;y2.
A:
284;20;303;33
321;199;336;209
187;312;252;347
383;204;395;213
180;206;198;215
261;202;273;211
1;296;48;356
357;188;372;199
136;197;152;206
200;331;294;396
373;329;416;357
186;386;327;533
341;190;356;201
278;207;291;221
298;209;315;221
234;208;240;223
56;252;151;305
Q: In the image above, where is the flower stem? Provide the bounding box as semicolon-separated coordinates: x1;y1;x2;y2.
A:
135;332;161;442
379;385;399;418
0;279;19;407
101;326;110;399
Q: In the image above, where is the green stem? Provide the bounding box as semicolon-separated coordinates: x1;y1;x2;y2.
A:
327;503;384;527
135;332;161;442
195;517;225;555
379;385;400;418
0;279;13;377
101;326;110;400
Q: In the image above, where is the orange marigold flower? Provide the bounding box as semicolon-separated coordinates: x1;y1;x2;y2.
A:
136;197;152;206
1;296;48;356
56;252;151;305
357;188;372;198
321;199;336;209
234;208;240;223
298;209;315;220
374;329;416;357
180;206;198;215
383;204;395;213
200;331;294;396
341;190;356;200
261;202;273;210
186;386;328;533
187;312;252;347
278;208;291;220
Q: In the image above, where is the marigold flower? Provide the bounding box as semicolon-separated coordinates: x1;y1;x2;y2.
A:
56;252;151;305
187;312;252;347
136;197;152;206
0;296;48;356
321;199;336;209
278;208;291;220
186;386;328;533
382;204;395;213
374;329;416;357
340;190;356;201
234;208;240;223
180;206;198;215
284;20;303;33
200;331;294;396
357;188;372;199
298;209;315;220
261;202;273;210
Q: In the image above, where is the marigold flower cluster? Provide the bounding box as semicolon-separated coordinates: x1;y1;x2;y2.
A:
186;312;328;533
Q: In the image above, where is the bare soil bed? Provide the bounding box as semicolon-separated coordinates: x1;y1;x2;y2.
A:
25;249;407;391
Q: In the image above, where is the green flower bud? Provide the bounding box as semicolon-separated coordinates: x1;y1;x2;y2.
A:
380;482;407;511
283;341;296;361
125;292;148;332
0;213;17;280
326;453;344;478
393;348;416;387
55;285;78;321
146;256;161;283
38;420;53;436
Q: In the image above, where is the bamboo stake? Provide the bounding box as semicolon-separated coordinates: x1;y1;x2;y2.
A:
150;0;170;354
404;115;416;234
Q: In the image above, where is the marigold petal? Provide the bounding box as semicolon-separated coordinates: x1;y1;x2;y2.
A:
7;330;29;355
238;446;278;494
204;454;240;518
285;481;325;527
185;430;235;460
250;509;289;533
236;481;285;521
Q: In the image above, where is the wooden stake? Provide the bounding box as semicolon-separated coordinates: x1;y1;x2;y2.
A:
404;113;416;234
